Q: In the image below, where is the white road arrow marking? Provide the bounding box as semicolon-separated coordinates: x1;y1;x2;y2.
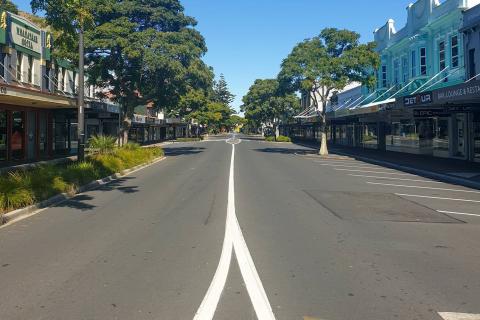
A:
194;141;276;320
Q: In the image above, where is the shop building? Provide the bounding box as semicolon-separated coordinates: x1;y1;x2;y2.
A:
283;0;480;163
0;10;122;163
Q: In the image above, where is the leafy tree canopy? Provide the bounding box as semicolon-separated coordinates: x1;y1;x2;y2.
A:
0;0;18;14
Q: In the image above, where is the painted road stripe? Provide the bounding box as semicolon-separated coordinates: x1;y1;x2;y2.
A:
318;164;381;170
437;210;480;218
367;182;480;194
439;312;480;320
395;193;480;203
335;168;414;176
194;141;275;320
349;174;445;184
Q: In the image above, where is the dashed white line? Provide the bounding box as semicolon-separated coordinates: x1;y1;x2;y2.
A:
315;163;380;169
366;182;480;194
349;174;445;184
395;193;480;203
335;168;414;176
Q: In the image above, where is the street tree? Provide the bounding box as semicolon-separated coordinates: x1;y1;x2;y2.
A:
278;28;379;155
188;101;234;134
85;0;209;144
241;79;300;139
0;0;18;13
213;74;235;106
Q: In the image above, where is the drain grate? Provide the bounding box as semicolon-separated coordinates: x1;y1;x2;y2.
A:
304;190;464;223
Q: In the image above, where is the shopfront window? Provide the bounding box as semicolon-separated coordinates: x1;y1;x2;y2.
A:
386;118;433;155
39;113;48;157
11;111;24;160
362;123;378;149
0;111;7;161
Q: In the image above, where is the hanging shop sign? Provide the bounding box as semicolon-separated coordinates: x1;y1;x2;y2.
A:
133;114;146;124
10;17;41;55
403;92;433;107
0;86;7;95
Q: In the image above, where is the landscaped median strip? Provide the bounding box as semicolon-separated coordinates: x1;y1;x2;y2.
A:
0;144;165;227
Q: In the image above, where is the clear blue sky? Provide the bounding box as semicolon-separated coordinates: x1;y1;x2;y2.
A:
14;0;413;112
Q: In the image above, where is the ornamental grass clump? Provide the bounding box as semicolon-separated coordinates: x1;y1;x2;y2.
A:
88;135;117;154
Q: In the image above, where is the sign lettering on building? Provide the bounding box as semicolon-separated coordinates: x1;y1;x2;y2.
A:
435;82;480;102
10;18;41;54
403;92;433;107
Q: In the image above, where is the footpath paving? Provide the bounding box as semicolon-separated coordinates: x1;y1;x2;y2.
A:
293;140;480;189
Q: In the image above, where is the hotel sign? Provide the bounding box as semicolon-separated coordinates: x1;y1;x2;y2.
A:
403;92;433;107
10;18;41;54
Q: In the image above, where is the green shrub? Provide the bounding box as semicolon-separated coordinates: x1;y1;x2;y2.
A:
0;173;35;212
0;146;164;217
265;135;291;142
122;142;141;151
176;137;203;142
88;135;117;154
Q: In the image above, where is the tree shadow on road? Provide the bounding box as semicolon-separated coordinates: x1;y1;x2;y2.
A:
254;147;317;155
163;147;206;157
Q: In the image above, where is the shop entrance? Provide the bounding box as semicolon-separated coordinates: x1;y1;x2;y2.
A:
454;113;467;158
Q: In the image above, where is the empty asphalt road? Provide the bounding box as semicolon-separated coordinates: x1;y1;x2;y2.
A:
1;134;479;320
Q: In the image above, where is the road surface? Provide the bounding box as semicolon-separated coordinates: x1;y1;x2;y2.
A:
1;134;479;320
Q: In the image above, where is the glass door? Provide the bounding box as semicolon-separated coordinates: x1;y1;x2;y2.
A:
455;113;467;158
27;111;36;160
11;111;25;161
39;112;48;158
0;111;7;161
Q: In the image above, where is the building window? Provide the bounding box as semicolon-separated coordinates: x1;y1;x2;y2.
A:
393;59;399;85
439;41;446;71
27;56;33;84
451;35;459;68
469;48;476;79
402;56;408;83
16;52;23;81
420;47;427;75
71;71;76;94
45;61;51;91
381;65;387;88
61;68;66;92
411;50;417;77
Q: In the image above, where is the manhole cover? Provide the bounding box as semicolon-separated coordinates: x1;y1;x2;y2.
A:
304;190;463;223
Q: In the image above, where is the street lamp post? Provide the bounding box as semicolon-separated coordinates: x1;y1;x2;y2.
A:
77;25;85;161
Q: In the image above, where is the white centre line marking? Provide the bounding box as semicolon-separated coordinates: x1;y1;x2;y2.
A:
395;193;480;203
438;312;480;320
367;182;480;194
349;174;445;184
194;141;276;320
335;168;414;176
437;210;480;218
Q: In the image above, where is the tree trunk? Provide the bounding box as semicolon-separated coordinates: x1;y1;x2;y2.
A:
319;115;329;156
121;115;131;146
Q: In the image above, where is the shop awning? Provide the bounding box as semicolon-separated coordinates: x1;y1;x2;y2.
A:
0;83;76;109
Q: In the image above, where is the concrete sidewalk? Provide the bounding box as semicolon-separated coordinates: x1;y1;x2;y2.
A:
293;140;480;189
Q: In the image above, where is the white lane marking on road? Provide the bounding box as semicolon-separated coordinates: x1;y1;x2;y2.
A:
439;312;480;320
194;142;276;320
367;182;480;194
315;163;380;169
334;168;414;176
395;193;480;203
437;210;480;218
349;174;445;184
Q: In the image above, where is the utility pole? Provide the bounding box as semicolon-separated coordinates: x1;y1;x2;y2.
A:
77;24;85;161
